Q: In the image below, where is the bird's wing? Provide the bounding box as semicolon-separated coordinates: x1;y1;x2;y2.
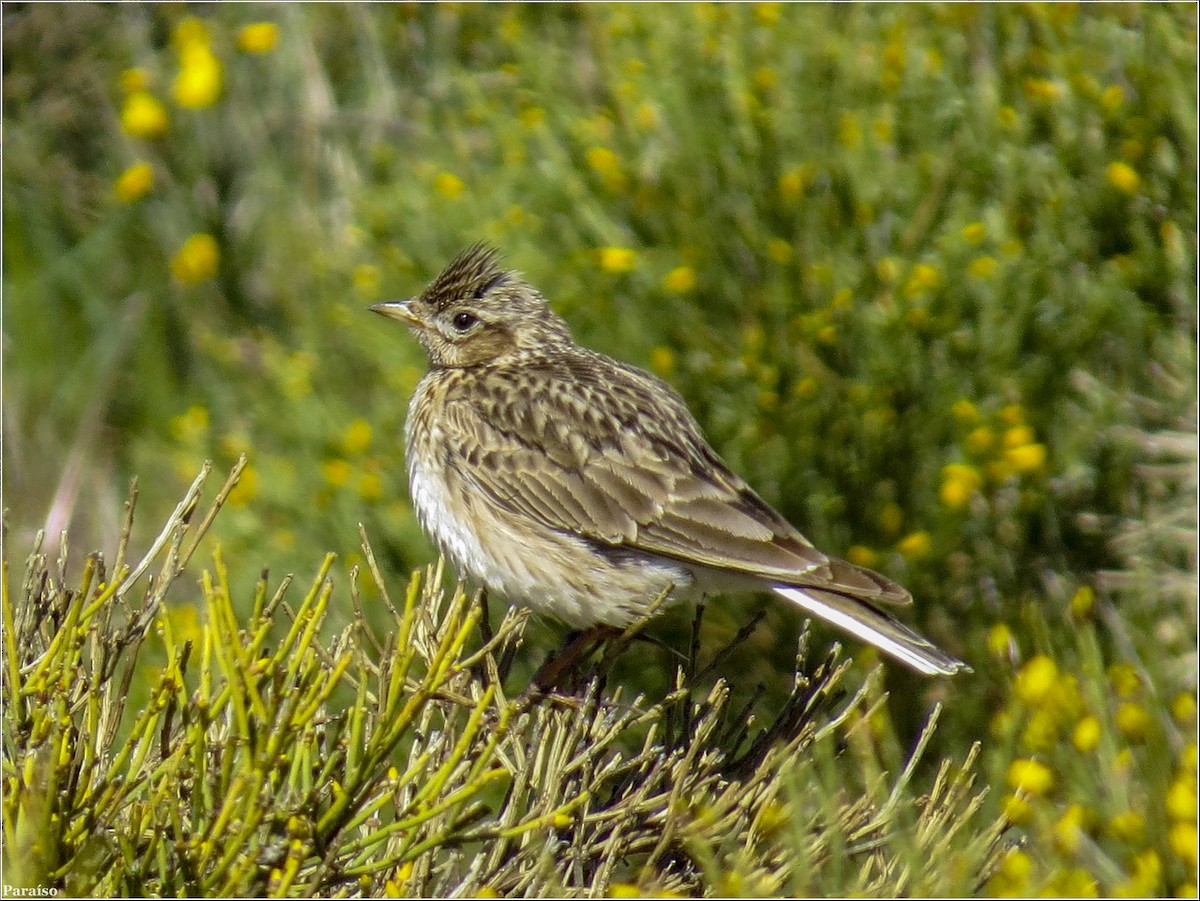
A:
440;353;911;608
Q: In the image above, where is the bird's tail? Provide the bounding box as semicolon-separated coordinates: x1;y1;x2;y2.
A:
772;585;970;676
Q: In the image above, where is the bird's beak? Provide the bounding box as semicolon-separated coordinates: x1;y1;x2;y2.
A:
369;299;422;325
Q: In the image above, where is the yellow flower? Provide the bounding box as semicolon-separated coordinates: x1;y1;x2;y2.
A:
342;419;373;455
520;106;547;128
846;545;877;568
170;405;210;443
648;346;676;376
766;238;792;264
1170;823;1198;867
896;531;931;560
966;426;994;454
238;22;279;54
586;146;626;192
1070;585;1095;619
778;165;811;204
599;247;636;274
1055;804;1089;853
121;91;169;139
940;463;983;510
230;463;258;506
358;473;382;502
114;162;154;203
1007;758;1054;796
961;222;986;244
1024;77;1063;102
1073;715;1102;752
878;503;903;536
1100;84;1125;113
987;623;1016;659
171;233;220;284
322;459;352;488
753;2;782;26
120;67;149;93
1015;655;1058;706
1108;664;1141;697
1005;443;1047;474
968;255;998;279
353;264;382;300
1172;692;1197;725
663;266;696;294
173;16;211;53
951;398;979;423
904;263;941;297
1001;793;1032;825
174;45;223;109
433;172;465;198
1107;161;1140;195
1115;701;1151;740
1167;778;1198;821
1109;811;1145;843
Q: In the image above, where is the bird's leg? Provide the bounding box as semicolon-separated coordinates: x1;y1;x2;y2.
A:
529;624;620;693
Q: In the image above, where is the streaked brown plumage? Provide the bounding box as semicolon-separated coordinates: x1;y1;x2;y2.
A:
371;244;968;675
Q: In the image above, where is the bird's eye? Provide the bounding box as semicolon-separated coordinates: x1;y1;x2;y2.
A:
451;311;478;332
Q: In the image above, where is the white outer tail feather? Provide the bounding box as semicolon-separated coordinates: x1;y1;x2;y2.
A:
772;585;967;676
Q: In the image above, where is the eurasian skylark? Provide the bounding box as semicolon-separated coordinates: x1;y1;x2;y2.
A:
371;244;968;676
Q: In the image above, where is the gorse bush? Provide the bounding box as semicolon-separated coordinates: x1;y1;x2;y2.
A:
3;464;1000;897
4;4;1196;897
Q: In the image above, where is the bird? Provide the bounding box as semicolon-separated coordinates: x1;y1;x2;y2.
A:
370;244;968;676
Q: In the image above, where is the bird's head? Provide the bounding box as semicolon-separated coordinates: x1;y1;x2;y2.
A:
370;244;572;368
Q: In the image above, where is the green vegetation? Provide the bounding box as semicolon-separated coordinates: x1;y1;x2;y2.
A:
4;4;1196;897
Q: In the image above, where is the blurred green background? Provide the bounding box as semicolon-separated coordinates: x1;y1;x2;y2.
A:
4;4;1196;895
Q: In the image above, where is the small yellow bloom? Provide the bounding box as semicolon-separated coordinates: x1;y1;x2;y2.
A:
1070;585;1095;619
114;162;154;203
1170;823;1199;867
1001;793;1032;825
968;255;998;280
767;238;792;264
173;16;211;53
1100;84;1125;113
1005;443;1047;474
875;256;898;283
519;105;546;128
1024;77;1063;102
1055;804;1089;853
1108;664;1141;698
120;67;149;93
171;233;220;284
904;262;941;297
1021;709;1060;752
121;91;169;139
753;2;782;26
1000;404;1024;425
433;172;465;199
999;848;1034;881
1107;161;1140;195
940;463;983;510
230;463;258;506
342;419;373;455
1172;692;1197;726
648;346;676;376
358;473;382;502
951;398;980;423
846;545;877;568
987;623;1016;659
1015;654;1058;706
1116;701;1151;740
778;165;811;204
1109;811;1146;843
663;266;696;294
1003;425;1035;448
1007;758;1054;796
961;222;986;244
353;264;382;300
599;247;636;274
966;426;994;454
997;105;1019;129
838;112;862;149
173;45;223;109
896;531;931;560
322;459;352;488
171;405;210;443
1073;715;1102;752
238;22;279;54
633;102;658;130
1166;777;1198;822
878;503;903;537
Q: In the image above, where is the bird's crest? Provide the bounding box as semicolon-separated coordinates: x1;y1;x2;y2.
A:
422;243;509;312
